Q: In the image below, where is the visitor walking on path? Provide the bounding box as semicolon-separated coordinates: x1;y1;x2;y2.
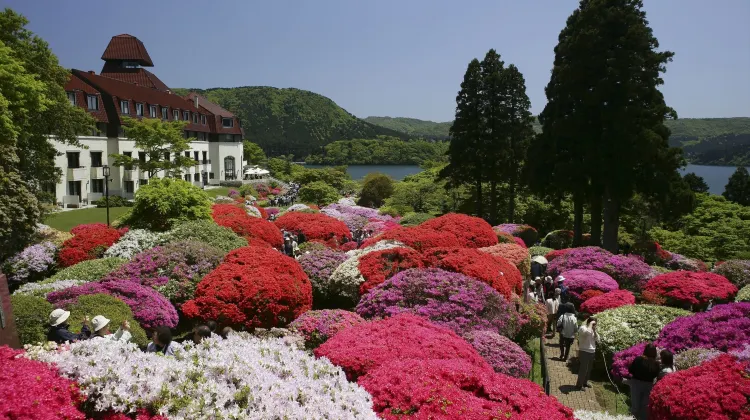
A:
556;303;577;361
575;316;598;390
545;288;561;337
628;343;660;420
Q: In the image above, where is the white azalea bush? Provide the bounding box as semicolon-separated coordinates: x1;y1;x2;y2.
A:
286;203;311;212
13;279;86;298
25;334;377;419
245;204;262;218
104;229;164;259
575;410;634;420
596;304;690;354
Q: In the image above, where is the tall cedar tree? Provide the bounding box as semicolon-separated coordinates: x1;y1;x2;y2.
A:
479;50;506;224
723;167;750;206
533;0;679;252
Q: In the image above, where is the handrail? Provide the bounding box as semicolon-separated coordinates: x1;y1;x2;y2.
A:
540;332;551;395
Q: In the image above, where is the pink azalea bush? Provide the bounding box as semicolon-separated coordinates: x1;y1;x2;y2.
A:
558;269;619;303
656;302;750;353
548;246;651;291
611;342;650;381
289;309;365;349
465;330;531;378
712;259;750;289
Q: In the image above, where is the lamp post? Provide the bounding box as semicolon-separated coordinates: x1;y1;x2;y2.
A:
102;165;110;226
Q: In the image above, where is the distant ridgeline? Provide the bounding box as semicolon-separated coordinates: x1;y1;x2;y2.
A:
305;137;449;165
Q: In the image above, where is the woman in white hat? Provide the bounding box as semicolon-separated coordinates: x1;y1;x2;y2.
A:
47;308;91;344
91;315;132;342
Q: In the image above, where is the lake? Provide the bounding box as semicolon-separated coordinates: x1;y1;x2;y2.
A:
304;164;423;180
680;164;745;195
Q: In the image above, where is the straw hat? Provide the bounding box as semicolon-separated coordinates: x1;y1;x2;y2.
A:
49;309;70;326
91;315;111;332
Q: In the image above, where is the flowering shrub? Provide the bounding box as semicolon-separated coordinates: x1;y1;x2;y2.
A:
1;346;86;419
46;257;127;282
420;213;497;248
340;241;358;251
595;305;689;354
574;411;634;420
13;279;86;299
212;203;283;248
361;226;461;251
494;228;517;244
289;309;365;349
398;212;434;226
58;223;123;267
286;203;311;212
465;330;531;377
103;229;163;260
674;348;724;371
580;289;605;302
648;355;750;420
664;253;708;272
548;247;652;291
274;212;351;246
656;303;750;353
542;229;574;249
359;358;573;420
25;335;377;419
357;247;424;296
514;298;548;344
421;247;522;298
643;271;738;308
529;246;554;258
65;294;148;346
546;248;573;262
3;241;57;283
183;247;312;329
713;259;750;289
47;279;179;329
514;236;527;248
10;294;54;345
480;243;531;276
559;269;619;303
315;313;490;380
161;220;246;253
737;285;750;302
630;241;671;265
35;224;73;247
298;249;349;308
610;342;651;381
580;290;635;314
356;268;519;338
494;223;539;247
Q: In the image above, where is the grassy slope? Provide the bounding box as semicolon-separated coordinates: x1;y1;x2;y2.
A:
44;207;131;232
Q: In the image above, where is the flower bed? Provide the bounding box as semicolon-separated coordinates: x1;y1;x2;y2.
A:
580;289;605;302
361;226;461;251
480;243;531;276
664;253;708;272
580;290;635;314
182;247;312;329
314;313;490;380
103;229;163;260
643;271;737;308
1;346;86;419
494;223;539;247
357;247;424;296
212;204;283;248
529;246;553;258
161;220;247;253
737;285;750;302
648;355;750;420
595;304;690;354
713;259;750;289
58;223;123;267
420;213;497;248
356;268;519;338
465;330;531;377
3;241;57;283
558;269;619;303
274;212;351;246
546;248;573;262
548;247;652;291
298;249;350;308
289;309;365;349
359;358;573;420
421;247;522;299
655;303;750;353
542;230;574;249
674;348;724;371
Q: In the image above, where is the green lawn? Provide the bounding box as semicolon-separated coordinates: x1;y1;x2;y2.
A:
525;338;544;387
44;207;131;232
204;187;231;198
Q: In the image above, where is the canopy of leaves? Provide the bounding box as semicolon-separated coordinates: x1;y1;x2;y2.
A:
362;117;454;140
358;173;394;208
243;140;266;165
120;178;212;231
305;137;448;165
111;117;194;178
298;181;340;207
723;167;750;205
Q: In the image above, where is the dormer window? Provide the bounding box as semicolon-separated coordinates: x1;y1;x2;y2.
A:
87;95;98;110
173;109;179;120
120;100;130;114
201;115;207;125
149;105;157;118
66;91;76;106
136;103;143;116
222;118;234;128
193;113;198;124
122;61;140;68
184;111;190;121
161;107;168;120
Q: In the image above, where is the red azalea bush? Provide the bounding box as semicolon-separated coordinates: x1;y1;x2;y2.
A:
314;313;490;381
255;206;268;219
643;271;738;308
420;213;497;248
182;247;312;329
340;241;357;251
358;247;424;295
631;241;672;265
274;212;351;246
580;289;605;302
212;204;283;248
58;223;123;267
421;247;522;298
361;226;461;251
359;358;574;420
580;290;636;314
545;248;573;262
479;243;531;276
494;229;517;244
648;355;750;420
0;346;86;419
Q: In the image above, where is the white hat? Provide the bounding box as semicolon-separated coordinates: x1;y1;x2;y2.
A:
91;315;111;332
49;309;70;326
557;276;566;283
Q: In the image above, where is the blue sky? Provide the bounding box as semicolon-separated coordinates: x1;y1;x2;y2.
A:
5;0;748;121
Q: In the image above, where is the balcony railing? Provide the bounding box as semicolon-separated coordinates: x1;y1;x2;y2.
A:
90;167;104;179
194;159;211;165
66;167;88;181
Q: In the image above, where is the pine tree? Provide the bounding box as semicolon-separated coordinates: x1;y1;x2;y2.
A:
723;167;750;206
683;172;709;193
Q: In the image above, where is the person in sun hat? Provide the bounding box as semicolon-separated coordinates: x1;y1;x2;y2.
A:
91;315;133;342
47;308;91;344
556;275;570;303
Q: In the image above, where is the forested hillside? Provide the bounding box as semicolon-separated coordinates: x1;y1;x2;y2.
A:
305;137;448;165
362;117;453;140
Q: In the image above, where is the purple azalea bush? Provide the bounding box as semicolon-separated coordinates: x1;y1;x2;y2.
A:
730;343;750;373
298;249;349;308
656;302;750;353
674;347;725;371
494;224;522;234
4;242;57;283
289;309;365;349
46;279;178;329
548;246;651;291
713;260;750;288
559;269;619;302
356;268;518;338
611;342;648;381
465;330;531;378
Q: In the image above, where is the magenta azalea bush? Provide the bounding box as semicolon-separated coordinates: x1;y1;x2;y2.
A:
464;330;531;378
298;249;350;308
46;279;178;329
3;241;57;283
559;269;619;303
356;268;518;338
611;342;649;381
656;302;750;353
289;309;365;349
548;246;651;291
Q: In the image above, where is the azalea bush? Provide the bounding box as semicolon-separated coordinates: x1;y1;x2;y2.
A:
34;224;73;247
546;248;573;262
399;212;434;226
737;285;750;302
558;269;619;303
298;241;329;253
494;223;538;247
494;229;517;244
212;204;283;248
160;219;246;253
274;212;351;247
648;355;750;420
595;304;690;354
13;279;86;299
548;247;652;291
529;246;553;258
182;247;312;329
480;243;531;276
297;249;350;308
25;335;378;419
361;226;461;251
58;224;123;267
514;298;548;344
664;253;708;272
315;313;490;380
289;309;365;349
103;229;163;260
630;241;671;265
3;241;57;283
542;229;574;249
610;342;652;381
10;294;54;345
673;348;724;371
65;294;148;346
574;411;634;420
580;290;636;315
656;303;750;353
713;259;750;288
357;247;424;296
1;346;86;419
420;213;497;248
465;330;531;377
580;289;606;302
46;257;127;282
643;271;738;308
356;268;519;338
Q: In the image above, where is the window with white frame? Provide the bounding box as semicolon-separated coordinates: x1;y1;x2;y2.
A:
201;115;206;125
136;103;144;116
124;181;134;193
193;113;198;124
184;111;190;121
91;179;104;193
149;105;157;118
173;109;179;120
66;92;76;106
161;107;168;120
222;118;234;128
120;100;130;114
87;95;98;110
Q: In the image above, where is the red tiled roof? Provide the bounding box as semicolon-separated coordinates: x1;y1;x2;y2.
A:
185;92;244;136
64;73;109;123
185;92;234;117
101;34;154;67
100;64;170;91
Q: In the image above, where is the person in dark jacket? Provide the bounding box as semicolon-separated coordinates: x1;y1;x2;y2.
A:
146;326;181;356
628;343;661;420
296;229;306;244
47;309;91;344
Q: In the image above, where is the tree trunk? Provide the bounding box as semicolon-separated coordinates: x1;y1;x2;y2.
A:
475;178;483;219
572;192;583;247
507;179;516;223
590;194;602;246
489;180;497;225
602;188;620;253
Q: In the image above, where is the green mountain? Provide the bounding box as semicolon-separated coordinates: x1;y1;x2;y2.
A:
172;87;408;158
362;117;453;140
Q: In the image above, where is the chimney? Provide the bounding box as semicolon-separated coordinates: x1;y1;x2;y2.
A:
88;70;95;74
193;95;199;109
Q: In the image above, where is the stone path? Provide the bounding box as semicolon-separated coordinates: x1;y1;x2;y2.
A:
544;333;603;412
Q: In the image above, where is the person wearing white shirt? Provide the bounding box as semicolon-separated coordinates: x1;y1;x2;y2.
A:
545;289;561;337
556;303;578;361
576;316;598;389
91;315;132;342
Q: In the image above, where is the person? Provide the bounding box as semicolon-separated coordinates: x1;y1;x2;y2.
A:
526;279;537;302
292;237;300;258
283;237;293;257
576;316;598;390
297;229;306;244
47;309;91;344
146;326;181;356
657;349;675;381
192;325;212;344
220;326;233;339
90;315;132;342
543;276;555;299
545;289;561;337
556;303;577;361
628;343;661;420
557;276;569;303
